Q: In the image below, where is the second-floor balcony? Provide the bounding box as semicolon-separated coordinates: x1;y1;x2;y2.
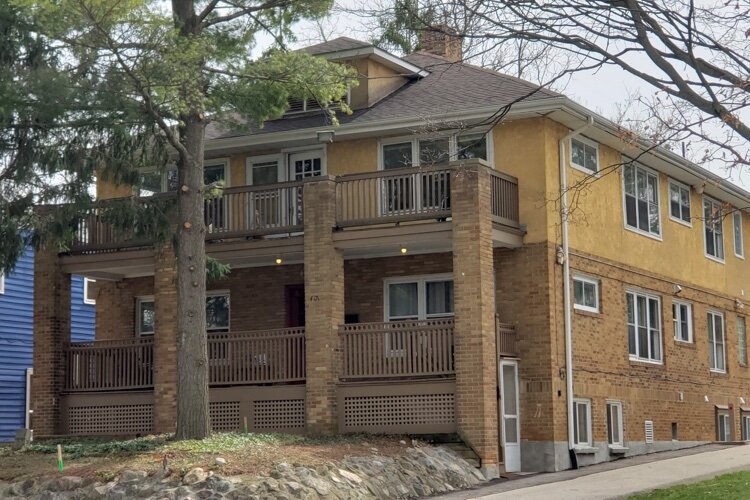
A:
69;163;520;255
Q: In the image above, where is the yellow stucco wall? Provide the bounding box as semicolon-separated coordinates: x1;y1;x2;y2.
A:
366;60;407;107
327;138;378;176
542;119;750;298
97;177;133;200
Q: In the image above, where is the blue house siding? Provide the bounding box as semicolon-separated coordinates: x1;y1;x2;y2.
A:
0;247;95;441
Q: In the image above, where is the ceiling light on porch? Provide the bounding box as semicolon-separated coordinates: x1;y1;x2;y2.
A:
317;130;335;143
400;246;408;255
275;257;283;265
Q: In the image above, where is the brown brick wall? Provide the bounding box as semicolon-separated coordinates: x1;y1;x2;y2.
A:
153;245;178;433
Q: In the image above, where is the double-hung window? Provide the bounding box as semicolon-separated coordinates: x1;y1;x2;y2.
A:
627;291;662;363
668;181;691;225
704;197;725;261
385;275;454;354
573;275;599;313
734;211;744;258
739;316;747;367
717;409;731;441
573;399;592;448
607;401;624;447
708;311;726;373
672;300;692;343
742;413;750;441
570;138;598;174
623;163;661;237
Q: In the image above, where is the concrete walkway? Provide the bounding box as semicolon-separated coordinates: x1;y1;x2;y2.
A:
436;444;750;499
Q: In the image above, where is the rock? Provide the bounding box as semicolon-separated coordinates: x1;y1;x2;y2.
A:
301;476;331;496
399;440;407;445
215;457;227;466
205;476;233;493
337;469;363;485
183;467;208;485
120;470;148;483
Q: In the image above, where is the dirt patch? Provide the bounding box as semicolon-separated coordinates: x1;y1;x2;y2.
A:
0;434;409;483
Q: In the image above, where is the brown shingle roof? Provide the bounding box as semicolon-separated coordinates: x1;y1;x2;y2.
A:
206;41;560;141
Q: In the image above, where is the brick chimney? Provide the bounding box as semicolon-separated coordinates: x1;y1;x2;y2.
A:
419;25;463;62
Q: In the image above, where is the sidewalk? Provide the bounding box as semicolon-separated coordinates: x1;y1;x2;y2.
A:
436;444;750;499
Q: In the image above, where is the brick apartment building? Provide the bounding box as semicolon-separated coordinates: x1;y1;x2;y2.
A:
30;34;750;475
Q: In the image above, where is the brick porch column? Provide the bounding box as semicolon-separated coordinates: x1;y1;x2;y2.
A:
303;178;345;434
153;244;178;433
32;244;71;436
451;160;500;478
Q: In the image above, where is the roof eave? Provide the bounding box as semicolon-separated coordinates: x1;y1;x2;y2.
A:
314;46;429;77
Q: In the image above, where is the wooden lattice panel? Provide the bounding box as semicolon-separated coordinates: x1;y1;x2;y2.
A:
343;393;455;432
67;404;153;435
210;401;241;432
253;399;305;431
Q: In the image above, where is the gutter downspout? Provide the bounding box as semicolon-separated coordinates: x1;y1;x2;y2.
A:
559;116;594;468
25;367;33;430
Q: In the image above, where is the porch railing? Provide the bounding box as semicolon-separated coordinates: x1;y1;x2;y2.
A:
339;319;455;380
496;319;518;358
64;338;154;392
489;170;520;227
336;166;452;227
205;180;305;240
207;327;306;386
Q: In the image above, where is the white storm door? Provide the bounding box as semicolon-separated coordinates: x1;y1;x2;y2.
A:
499;359;521;472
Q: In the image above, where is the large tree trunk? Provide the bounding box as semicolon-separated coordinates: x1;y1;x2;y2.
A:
172;0;210;441
175;113;210;440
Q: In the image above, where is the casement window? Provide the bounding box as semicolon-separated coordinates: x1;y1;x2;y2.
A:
742;413;750;441
385;275;454;321
83;278;96;305
704;197;725;261
739;316;747;367
137;292;230;336
607;401;624;447
623;163;661;237
136;296;156;336
734;211;744;258
668;180;691;225
570;137;598;173
707;310;726;373
573;399;592;448
672;300;692;343
573;274;599;313
206;291;230;333
717;409;731;442
380;132;490;170
627;291;662;363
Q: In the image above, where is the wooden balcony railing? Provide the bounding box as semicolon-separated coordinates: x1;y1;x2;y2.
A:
489;170;520;227
207;328;305;386
64;338;154;392
496;319;518;358
336;166;452;227
339;319;455;380
204;180;305;240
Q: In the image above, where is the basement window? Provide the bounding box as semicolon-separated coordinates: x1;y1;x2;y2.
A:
573;399;592;448
742;413;750;441
0;273;4;294
83;278;96;305
607;401;624;447
717;408;731;442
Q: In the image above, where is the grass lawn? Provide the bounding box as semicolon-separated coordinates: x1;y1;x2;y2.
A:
0;433;409;483
630;471;750;499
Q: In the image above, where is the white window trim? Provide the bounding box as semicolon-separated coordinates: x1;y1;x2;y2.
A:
703;196;725;264
573;398;593;448
672;299;693;343
284;88;351;115
668;179;692;227
708;309;727;374
0;272;4;294
734;210;744;259
622;160;662;241
206;289;231;333
742;413;750;441
717;410;731;441
136;296;155;336
383;273;454;322
245;154;282;185
606;400;624;448
570;135;599;175
572;274;600;313
377;131;493;171
83;278;96;305
281;146;327;181
739;315;748;367
627;289;663;364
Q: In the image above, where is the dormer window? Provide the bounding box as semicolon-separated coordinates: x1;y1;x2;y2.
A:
285;89;351;116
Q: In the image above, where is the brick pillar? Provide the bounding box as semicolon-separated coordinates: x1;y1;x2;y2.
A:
31;244;71;436
153;244;178;433
451;160;500;478
303;178;345;434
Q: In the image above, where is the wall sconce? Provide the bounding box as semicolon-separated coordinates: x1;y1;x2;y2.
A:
400;246;408;255
673;284;683;295
317;130;335;143
275;257;283;265
741;397;746;406
693;183;705;194
736;298;745;310
704;395;709;403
